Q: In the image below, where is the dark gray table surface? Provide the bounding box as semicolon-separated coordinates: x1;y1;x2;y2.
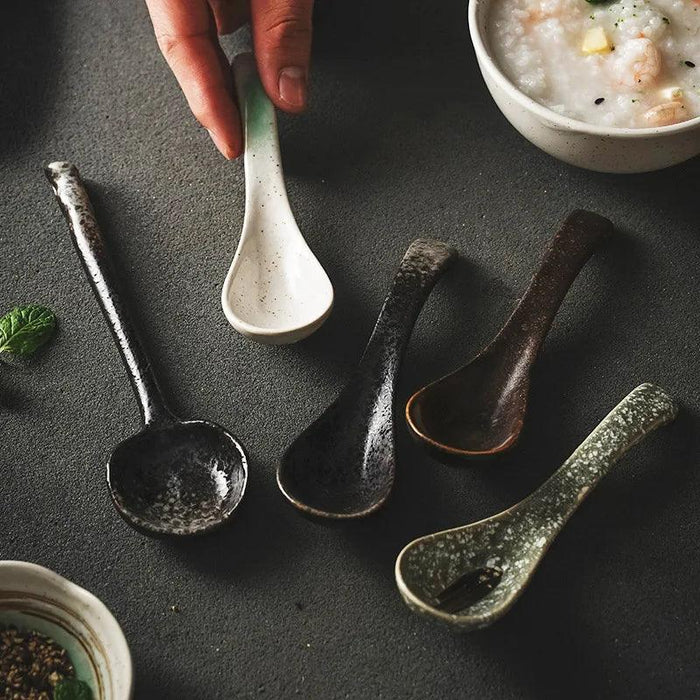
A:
2;1;699;698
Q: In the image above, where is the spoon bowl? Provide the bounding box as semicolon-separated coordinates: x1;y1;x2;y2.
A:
222;52;333;344
46;161;248;536
278;384;393;518
222;207;333;342
408;346;529;456
108;420;247;536
397;383;678;630
406;210;613;460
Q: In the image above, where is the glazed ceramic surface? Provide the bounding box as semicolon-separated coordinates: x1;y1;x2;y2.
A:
221;52;334;344
45;162;248;536
278;239;457;518
397;383;678;630
407;210;613;460
468;0;700;173
0;561;132;699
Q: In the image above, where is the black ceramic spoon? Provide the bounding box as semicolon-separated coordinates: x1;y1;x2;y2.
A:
277;239;457;518
406;210;613;461
45;162;248;536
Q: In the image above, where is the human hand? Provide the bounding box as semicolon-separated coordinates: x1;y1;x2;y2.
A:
145;0;314;159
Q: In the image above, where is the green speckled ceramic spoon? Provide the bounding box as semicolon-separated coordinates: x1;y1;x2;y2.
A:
396;383;678;631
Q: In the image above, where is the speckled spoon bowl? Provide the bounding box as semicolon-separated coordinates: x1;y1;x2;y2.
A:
46;162;248;536
396;383;677;630
278;239;457;518
221;52;333;344
406;210;613;461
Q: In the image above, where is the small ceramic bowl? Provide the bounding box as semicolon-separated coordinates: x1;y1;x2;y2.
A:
468;0;700;173
0;561;133;699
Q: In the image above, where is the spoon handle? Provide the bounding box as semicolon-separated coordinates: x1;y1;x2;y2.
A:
525;383;677;527
359;239;457;383
233;52;289;211
496;210;613;361
45;162;174;427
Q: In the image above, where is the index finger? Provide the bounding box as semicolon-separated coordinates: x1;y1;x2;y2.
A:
145;0;242;158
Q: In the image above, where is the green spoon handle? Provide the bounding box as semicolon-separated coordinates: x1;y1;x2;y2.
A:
233;52;289;211
526;383;678;526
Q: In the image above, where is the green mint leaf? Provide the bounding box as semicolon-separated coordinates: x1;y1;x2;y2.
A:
54;678;93;700
0;304;56;357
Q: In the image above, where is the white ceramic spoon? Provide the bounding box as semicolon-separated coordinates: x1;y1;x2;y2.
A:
221;53;333;344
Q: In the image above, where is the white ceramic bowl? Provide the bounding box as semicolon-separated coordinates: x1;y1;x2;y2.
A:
0;561;133;699
468;0;700;173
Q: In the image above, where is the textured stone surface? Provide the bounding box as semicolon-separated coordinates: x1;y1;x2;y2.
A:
0;1;698;698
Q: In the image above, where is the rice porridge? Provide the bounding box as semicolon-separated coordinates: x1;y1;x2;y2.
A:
490;0;699;127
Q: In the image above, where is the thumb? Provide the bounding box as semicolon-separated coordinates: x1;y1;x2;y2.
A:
251;0;314;113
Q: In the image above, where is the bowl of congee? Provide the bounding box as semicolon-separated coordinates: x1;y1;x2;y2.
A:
469;0;699;172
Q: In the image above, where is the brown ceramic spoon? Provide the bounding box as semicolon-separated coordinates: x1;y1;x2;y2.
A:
406;210;613;461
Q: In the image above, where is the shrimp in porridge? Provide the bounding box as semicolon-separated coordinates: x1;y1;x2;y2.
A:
643;101;688;127
611;38;662;90
521;0;569;23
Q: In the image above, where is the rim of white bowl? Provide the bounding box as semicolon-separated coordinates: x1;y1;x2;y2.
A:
468;0;700;139
0;561;133;700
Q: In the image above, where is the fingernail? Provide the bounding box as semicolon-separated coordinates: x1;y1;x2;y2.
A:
278;67;306;109
206;128;235;160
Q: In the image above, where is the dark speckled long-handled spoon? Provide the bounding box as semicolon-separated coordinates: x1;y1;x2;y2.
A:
45;162;248;536
396;383;677;630
406;210;613;461
278;239;457;518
